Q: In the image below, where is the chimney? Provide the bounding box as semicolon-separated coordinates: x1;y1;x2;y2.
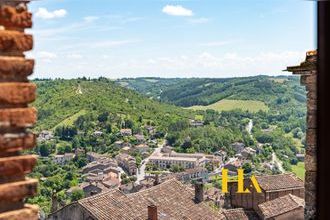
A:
194;181;204;203
154;174;159;186
147;205;158;220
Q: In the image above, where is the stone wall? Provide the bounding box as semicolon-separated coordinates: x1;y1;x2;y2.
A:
0;1;38;219
287;50;317;219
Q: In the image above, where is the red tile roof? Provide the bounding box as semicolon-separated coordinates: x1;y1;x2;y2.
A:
258;194;304;219
78;179;224;220
256;174;304;192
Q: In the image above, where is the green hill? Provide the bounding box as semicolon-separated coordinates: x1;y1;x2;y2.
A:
116;76;306;114
33;78;193;131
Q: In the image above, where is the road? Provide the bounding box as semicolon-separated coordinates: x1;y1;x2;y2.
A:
246;119;253;137
135;140;164;183
271;152;285;173
245;119;284;173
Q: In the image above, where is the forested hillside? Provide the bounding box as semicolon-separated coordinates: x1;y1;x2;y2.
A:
33;78;193;131
116;76;306;112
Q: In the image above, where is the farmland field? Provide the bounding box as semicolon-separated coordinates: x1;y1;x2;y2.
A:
187;99;269;113
292;162;305;180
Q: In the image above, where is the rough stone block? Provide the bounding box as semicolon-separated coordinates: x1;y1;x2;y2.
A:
0;107;37;128
305;149;317;172
0;83;35;105
0;57;34;81
305;171;317;192
0;155;37;177
0;178;38;202
0;30;33;53
306;128;317;147
0;5;32;30
0;132;35;153
0;204;38;220
307;90;317;100
307;97;317;111
301;74;317;87
307;111;317;129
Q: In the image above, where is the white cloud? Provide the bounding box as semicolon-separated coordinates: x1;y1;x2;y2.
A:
84;16;99;23
36;8;67;19
162;5;193;17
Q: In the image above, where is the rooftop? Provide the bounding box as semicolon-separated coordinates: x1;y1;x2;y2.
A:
222;208;259;220
78;179;224;220
258;194;304;219
149;155;198;162
256;173;304;192
286;50;317;73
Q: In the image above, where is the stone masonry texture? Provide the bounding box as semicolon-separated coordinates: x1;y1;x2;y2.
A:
287;50;317;220
0;1;38;219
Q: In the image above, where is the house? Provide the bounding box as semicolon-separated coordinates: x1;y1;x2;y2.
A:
257;194;304;220
241;147;257;158
162;167;209;183
38;130;54;142
120;128;132;136
134;134;145;143
161;145;173;153
74;148;85;157
92;131;103;136
232;142;245;153
149;150;221;170
296;153;305;162
78;182;109;197
223;158;243;175
115;153;137;175
52;153;75;165
48;179;224;220
214;150;227;161
134;143;149;153
82;158;118;174
228;173;304;211
144;125;155;134
121;146;131;154
148;155;198;169
222;208;259;220
114;140;124;148
86;152;105;162
190;119;204;127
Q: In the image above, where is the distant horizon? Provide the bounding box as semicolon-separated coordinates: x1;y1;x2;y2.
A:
31;73;297;80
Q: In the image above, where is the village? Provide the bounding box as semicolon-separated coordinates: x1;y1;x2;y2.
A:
37;116;307;220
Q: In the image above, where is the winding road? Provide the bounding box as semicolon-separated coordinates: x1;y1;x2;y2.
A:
135;140;164;184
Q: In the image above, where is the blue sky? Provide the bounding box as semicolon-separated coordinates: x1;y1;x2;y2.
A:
27;0;316;79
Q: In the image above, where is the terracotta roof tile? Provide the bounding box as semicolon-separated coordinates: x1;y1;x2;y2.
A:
78;179;224;220
222;208;259;220
258;194;304;219
256;174;304;192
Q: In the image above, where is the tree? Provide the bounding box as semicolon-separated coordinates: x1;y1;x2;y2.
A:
98;112;109;123
39;143;51;157
70;189;84;201
170;164;184;173
242;163;252;174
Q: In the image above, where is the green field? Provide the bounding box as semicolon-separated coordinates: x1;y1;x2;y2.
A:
292;162;305;180
187;99;269;113
54;109;87;129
